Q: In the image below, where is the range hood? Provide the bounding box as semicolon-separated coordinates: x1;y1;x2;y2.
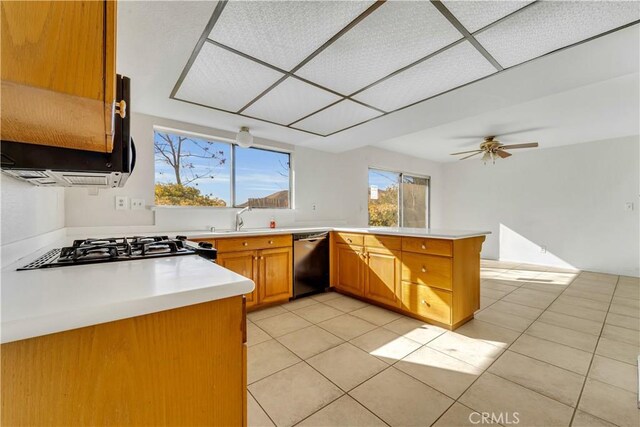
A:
1;75;135;188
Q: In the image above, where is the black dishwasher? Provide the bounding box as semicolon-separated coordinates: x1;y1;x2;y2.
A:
293;232;330;298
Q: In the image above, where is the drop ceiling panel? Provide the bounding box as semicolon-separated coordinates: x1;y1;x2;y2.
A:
292;100;381;135
243;77;341;125
476;1;640;68
175;43;284;112
354;41;497;112
295;0;461;95
209;1;374;71
442;0;534;33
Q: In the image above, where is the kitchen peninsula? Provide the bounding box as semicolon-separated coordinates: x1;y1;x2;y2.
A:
1;227;487;426
191;227;490;330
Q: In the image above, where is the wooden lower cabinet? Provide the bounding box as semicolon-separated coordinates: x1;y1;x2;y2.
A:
400;282;452;324
1;296;246;426
331;233;484;330
258;247;293;304
206;235;293;310
365;247;401;307
217;250;258;307
335;243;365;296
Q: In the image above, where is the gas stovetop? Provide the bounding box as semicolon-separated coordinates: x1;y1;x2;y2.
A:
18;236;216;270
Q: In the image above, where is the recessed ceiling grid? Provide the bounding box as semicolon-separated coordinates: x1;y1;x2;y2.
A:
170;0;640;137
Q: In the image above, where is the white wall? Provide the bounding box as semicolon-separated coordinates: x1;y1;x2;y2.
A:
65;113;443;231
336;146;444;228
1;175;65;244
441;136;640;276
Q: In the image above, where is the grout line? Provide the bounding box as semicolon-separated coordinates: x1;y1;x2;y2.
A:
247;388;279;427
568;276;621;426
250;267;628;426
429;267;602;426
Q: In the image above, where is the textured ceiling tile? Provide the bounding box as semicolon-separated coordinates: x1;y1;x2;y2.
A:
209;0;373;71
175;43;284;112
292;100;381;135
243;77;341;125
353;41;497;112
476;1;640;68
295;0;462;95
442;0;534;33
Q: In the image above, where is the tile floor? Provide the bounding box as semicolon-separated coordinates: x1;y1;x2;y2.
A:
247;261;639;427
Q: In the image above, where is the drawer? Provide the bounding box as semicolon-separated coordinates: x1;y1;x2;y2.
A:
334;232;364;246
364;234;401;251
402;237;452;257
401;282;452;325
401;252;452;290
217;234;292;252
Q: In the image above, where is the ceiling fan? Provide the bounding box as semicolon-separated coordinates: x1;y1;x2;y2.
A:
450;136;539;163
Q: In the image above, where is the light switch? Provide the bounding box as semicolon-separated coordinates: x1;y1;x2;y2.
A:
625;202;634;211
115;196;129;210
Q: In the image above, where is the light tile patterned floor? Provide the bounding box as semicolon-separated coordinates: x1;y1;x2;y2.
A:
247;261;640;427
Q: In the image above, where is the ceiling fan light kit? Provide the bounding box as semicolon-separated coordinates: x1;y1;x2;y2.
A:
451;135;539;163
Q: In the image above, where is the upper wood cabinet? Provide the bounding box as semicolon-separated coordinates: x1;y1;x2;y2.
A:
1;1;118;153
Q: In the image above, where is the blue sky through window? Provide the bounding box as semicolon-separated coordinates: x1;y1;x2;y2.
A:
154;131;290;207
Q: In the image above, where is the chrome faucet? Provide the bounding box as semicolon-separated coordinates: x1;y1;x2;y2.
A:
235;207;252;231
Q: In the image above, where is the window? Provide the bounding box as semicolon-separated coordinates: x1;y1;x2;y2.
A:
154;130;291;208
368;168;429;227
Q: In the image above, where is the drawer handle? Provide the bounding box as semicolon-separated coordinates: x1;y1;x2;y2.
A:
268;240;274;245
421;243;427;250
347;238;352;243
421;299;430;307
254;256;258;260
243;242;249;246
421;266;427;273
260;256;264;260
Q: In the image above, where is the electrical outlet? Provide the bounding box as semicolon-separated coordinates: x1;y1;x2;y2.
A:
312;204;317;211
131;198;145;210
540;245;547;254
625;202;634;211
115;196;129;210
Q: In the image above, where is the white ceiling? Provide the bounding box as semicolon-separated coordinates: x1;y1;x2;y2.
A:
117;1;640;161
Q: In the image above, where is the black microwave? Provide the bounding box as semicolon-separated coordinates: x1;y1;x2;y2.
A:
0;75;136;188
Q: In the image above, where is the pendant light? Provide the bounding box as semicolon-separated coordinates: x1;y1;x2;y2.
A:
235;126;253;148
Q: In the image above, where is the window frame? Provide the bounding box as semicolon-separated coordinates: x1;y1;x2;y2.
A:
231;144;292;209
367;167;431;228
153;126;293;209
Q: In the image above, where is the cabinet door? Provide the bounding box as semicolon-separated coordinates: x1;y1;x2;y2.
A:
217;251;258;307
1;0;117;153
336;244;364;296
365;248;401;307
258;247;292;304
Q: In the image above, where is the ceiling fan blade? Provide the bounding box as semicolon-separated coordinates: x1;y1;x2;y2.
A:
496;149;512;158
459;151;484;160
499;142;538;149
450;149;482;156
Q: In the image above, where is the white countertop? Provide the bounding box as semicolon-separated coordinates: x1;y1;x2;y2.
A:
1;226;488;344
159;226;491;240
1;252;254;344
